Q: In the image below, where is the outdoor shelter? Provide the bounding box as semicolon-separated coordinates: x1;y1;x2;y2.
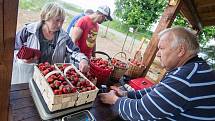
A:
0;0;215;120
141;0;215;79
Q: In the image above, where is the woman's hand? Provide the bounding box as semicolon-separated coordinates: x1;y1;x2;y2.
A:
22;56;39;63
79;59;89;73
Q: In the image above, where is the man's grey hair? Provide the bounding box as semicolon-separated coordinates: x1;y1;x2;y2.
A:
84;9;94;15
158;27;200;54
40;3;65;21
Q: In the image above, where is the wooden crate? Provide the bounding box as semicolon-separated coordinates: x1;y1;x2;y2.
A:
33;65;78;112
55;63;99;106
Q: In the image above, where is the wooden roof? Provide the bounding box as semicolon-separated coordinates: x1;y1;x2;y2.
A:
180;0;215;31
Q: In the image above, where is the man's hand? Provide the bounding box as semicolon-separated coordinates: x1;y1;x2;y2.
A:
79;59;89;73
110;86;128;97
99;90;119;105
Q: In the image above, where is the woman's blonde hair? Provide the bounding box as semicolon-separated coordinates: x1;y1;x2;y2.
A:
40;3;65;21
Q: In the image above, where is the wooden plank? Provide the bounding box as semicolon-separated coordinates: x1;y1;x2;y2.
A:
195;0;215;8
199;12;215;20
10;97;35;110
10;89;31;100
11;106;39;121
0;0;3;61
10;83;29;92
141;0;183;76
0;0;19;120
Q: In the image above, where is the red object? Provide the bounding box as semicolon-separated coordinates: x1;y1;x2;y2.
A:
89;59;113;86
129;77;154;90
75;16;99;58
17;46;41;59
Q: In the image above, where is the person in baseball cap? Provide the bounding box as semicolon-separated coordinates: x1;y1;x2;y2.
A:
96;5;113;21
71;5;113;59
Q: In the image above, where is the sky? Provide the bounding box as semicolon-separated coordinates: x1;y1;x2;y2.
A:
61;0;116;15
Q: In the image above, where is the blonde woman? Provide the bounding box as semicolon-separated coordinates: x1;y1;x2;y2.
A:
12;3;89;84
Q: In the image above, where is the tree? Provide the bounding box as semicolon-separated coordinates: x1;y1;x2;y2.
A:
115;0;215;68
114;0;167;31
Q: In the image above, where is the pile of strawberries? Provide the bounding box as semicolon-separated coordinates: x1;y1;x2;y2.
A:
57;64;96;93
38;62;77;95
38;62;55;76
90;58;113;71
46;73;77;95
111;58;127;69
129;59;143;66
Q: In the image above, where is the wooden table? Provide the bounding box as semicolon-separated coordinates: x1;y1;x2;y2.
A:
9;83;123;121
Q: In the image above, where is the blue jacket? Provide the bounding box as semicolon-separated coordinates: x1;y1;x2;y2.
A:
67;13;85;34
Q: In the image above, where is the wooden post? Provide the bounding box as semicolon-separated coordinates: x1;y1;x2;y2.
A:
102;21;110;38
0;0;19;120
141;0;182;76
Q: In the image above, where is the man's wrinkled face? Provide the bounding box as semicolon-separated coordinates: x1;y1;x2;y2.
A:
156;33;180;71
46;16;64;32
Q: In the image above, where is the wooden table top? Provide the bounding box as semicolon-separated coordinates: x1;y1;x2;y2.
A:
9;83;123;121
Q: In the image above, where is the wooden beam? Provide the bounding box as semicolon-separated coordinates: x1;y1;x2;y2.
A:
199;12;215;19
195;0;215;8
0;0;19;120
183;0;203;30
0;0;3;62
141;0;182;77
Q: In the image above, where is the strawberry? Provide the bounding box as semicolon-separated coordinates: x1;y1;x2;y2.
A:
54;80;61;88
71;87;77;93
62;81;67;85
91;86;96;90
50;83;55;89
42;69;49;76
87;87;92;91
53;89;59;95
59;75;65;81
47;77;54;83
62;87;68;94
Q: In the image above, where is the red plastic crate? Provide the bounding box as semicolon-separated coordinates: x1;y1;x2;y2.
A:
129;77;154;90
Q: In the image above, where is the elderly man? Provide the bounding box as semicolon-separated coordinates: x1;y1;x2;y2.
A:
99;27;215;121
71;5;112;59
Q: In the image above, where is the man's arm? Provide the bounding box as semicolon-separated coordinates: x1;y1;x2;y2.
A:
65;38;89;72
112;78;188;120
71;26;83;43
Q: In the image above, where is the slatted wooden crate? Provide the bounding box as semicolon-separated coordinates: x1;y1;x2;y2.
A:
33;64;78;112
55;63;99;106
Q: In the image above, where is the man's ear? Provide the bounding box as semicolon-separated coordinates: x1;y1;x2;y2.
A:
178;44;186;57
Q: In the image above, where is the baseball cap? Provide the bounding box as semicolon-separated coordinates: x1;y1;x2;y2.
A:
97;5;113;21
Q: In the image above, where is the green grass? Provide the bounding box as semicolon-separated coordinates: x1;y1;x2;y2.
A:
19;0;83;13
19;0;54;11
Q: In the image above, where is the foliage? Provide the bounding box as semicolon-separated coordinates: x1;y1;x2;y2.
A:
114;0;167;31
173;14;215;69
19;0;54;11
